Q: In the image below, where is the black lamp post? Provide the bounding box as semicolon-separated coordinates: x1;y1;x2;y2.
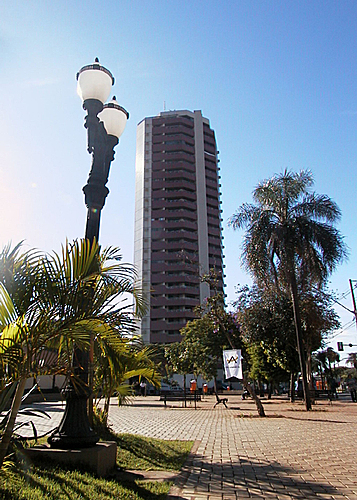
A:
48;59;129;449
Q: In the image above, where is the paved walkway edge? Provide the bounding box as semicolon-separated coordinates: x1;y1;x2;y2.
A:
168;440;201;499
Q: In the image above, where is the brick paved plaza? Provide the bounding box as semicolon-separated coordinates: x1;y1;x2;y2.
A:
17;394;357;499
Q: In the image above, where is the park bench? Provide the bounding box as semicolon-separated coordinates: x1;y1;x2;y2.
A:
314;389;335;401
160;392;201;407
213;393;228;408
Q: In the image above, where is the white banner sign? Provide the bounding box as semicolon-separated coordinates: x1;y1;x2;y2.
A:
223;349;243;379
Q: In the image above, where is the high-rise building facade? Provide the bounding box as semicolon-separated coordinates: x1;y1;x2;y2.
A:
134;110;224;344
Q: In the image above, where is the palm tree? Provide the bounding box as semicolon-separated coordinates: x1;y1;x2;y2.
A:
347;352;357;368
94;337;160;425
326;347;340;371
228;170;347;411
0;239;146;466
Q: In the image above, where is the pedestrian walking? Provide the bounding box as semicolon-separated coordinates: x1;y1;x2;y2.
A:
140;380;147;396
346;375;357;402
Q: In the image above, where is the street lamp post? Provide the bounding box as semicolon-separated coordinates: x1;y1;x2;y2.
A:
48;59;128;449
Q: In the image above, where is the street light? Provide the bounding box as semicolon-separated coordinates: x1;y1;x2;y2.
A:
48;59;128;449
78;59;129;242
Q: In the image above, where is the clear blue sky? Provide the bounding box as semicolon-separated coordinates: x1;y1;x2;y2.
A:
1;1;357;356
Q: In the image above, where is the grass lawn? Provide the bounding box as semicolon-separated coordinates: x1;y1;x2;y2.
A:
0;465;170;500
0;432;193;500
108;432;193;471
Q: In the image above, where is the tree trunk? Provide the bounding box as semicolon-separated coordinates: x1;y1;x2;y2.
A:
213;377;218;396
0;378;27;468
103;391;111;426
307;356;315;404
224;328;265;417
242;377;265;417
290;372;295;402
306;352;312;389
88;334;94;426
257;380;261;396
289;272;312;411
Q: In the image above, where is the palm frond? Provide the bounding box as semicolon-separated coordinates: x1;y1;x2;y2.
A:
230;170;347;288
294;193;342;222
0;284;17;328
227;203;260;229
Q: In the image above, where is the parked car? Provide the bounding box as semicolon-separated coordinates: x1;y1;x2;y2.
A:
160;383;182;393
214;380;230;392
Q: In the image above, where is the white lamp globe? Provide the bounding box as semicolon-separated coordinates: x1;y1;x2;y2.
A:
77;59;114;104
98;97;129;138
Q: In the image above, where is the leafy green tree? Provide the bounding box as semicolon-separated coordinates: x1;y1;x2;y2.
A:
165;335;196;391
245;342;290;397
184;281;268;415
235;284;340;400
229;170;347;410
299;290;340;385
165;314;220;388
235;286;298;369
235;285;299;401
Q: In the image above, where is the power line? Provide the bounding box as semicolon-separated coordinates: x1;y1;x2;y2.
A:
337;282;357;301
328;319;356;340
339;288;354;300
311;284;356;315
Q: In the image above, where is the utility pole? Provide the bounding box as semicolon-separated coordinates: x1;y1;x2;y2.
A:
349;279;357;330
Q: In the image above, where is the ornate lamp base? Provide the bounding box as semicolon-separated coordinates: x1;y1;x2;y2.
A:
48;384;98;449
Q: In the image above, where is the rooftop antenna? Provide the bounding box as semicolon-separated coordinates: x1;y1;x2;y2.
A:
163;100;166;111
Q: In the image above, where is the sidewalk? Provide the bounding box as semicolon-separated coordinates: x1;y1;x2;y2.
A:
16;394;357;499
108;395;357;499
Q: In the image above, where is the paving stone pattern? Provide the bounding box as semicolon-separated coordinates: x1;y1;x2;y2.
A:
108;396;357;499
16;395;357;499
